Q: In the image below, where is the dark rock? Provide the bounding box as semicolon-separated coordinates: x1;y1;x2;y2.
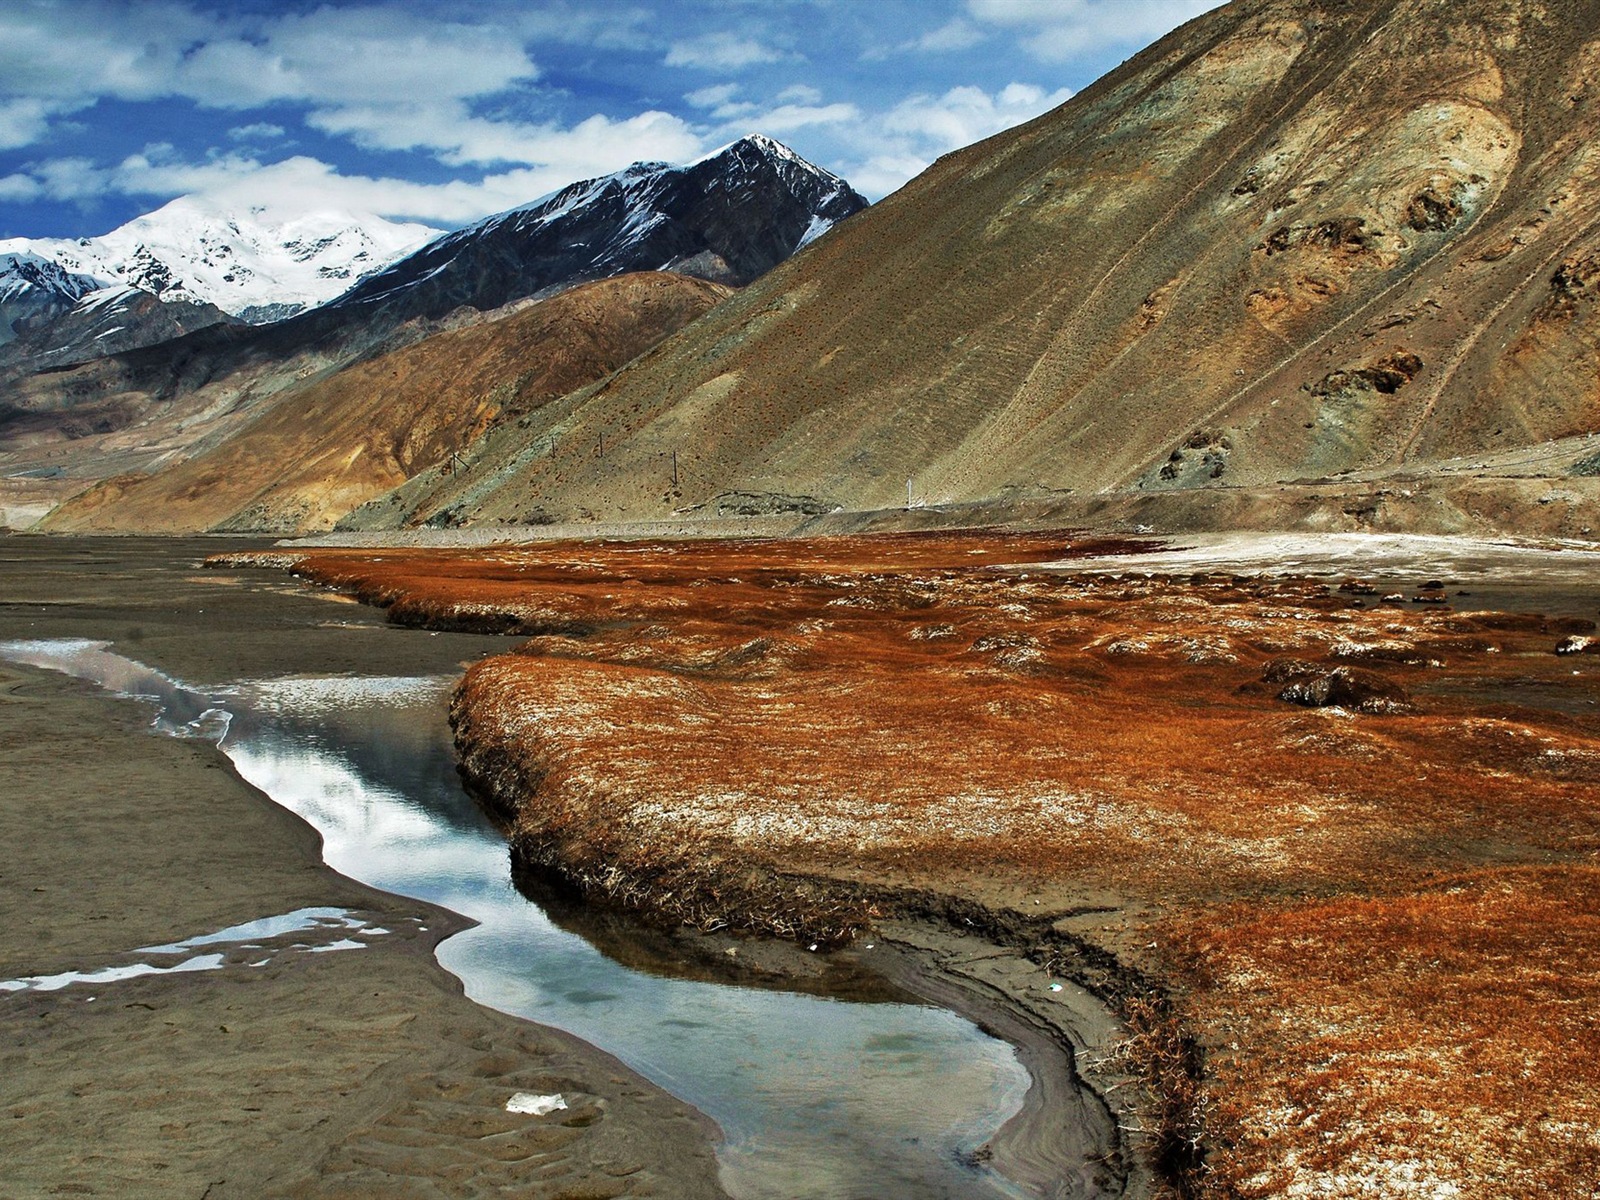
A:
1406;187;1463;232
1265;660;1415;713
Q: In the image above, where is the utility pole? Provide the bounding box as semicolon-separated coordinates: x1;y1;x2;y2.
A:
598;432;604;457
906;477;914;508
672;448;679;487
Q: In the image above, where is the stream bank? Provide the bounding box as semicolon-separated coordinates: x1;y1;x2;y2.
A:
0;537;726;1199
1;536;1131;1200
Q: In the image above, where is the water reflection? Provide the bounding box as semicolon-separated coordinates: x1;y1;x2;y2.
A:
1;639;1033;1200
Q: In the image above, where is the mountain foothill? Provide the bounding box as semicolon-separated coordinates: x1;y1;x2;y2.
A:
5;2;1600;541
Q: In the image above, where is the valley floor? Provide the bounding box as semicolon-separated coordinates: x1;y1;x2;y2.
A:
240;525;1600;1199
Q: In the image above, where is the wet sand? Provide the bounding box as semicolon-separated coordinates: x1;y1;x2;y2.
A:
0;537;726;1199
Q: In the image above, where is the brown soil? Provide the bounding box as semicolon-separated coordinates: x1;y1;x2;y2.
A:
0;537;726;1199
234;529;1600;1198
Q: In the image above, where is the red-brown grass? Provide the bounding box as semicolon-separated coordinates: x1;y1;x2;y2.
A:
214;531;1600;1197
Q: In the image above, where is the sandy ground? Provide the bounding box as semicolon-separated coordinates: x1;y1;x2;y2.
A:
0;536;726;1200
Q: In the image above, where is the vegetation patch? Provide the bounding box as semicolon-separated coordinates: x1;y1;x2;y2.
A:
218;531;1600;1198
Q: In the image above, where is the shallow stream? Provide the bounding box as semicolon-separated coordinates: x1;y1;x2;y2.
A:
0;638;1036;1200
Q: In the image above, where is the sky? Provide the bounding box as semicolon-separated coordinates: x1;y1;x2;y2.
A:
0;0;1223;240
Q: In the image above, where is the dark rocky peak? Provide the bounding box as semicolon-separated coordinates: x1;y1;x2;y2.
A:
328;134;868;322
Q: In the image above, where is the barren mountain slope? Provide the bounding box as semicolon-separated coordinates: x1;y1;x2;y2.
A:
399;0;1600;534
0;137;858;531
44;274;729;534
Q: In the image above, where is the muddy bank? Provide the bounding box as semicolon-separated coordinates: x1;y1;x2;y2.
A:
0;537;726;1199
238;530;1600;1198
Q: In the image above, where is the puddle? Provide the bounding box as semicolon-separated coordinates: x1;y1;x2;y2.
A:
0;638;1039;1200
0;906;391;993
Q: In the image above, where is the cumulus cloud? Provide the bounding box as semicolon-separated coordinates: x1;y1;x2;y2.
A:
966;0;1221;61
0;2;539;161
0;3;536;111
0;172;42;202
746;102;858;135
309;104;703;174
685;83;742;110
836;81;1073;196
665;32;786;70
0;2;211;104
0;99;59;152
177;6;539;109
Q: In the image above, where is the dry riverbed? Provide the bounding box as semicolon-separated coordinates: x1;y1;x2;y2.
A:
0;537;726;1200
224;528;1600;1199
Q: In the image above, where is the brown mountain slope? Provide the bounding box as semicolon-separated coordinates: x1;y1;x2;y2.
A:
385;0;1600;536
43;273;729;533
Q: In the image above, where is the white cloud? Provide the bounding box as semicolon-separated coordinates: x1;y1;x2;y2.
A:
966;0;1222;61
177;7;538;109
0;2;211;103
228;122;286;142
832;81;1073;198
775;84;823;105
685;83;741;110
0;99;59;152
0;2;538;157
0;172;42;202
910;19;986;53
665;33;786;70
690;85;855;137
309;104;702;172
745;102;859;135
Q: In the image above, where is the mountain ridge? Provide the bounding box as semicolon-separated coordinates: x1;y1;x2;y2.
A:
369;0;1600;539
8;135;862;532
324;134;866;324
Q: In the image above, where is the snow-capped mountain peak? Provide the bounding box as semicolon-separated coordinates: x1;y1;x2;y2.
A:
329;134;869;321
0;252;101;306
0;197;441;324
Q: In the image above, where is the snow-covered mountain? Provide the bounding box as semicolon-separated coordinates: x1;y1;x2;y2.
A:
330;133;868;320
0;198;440;323
0;252;103;345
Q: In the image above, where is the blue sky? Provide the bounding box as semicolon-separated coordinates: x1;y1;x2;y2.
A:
0;0;1222;239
